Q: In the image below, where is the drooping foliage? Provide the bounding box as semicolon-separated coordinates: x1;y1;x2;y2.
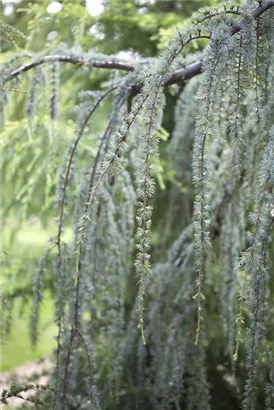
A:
1;1;274;409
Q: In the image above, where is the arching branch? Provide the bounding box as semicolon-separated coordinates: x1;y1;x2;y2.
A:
2;0;273;89
130;0;274;93
166;0;274;86
3;55;134;83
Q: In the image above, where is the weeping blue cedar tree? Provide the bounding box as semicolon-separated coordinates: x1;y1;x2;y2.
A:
1;1;274;409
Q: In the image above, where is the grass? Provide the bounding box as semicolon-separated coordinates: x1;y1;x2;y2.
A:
1;219;62;372
1;294;57;371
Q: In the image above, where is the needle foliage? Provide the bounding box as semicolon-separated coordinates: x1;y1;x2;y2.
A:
1;1;274;409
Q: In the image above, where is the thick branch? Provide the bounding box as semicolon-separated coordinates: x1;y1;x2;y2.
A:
166;0;274;86
252;0;274;17
166;60;202;86
3;0;273;88
3;55;134;83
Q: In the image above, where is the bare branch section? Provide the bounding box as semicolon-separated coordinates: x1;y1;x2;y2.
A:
4;55;134;83
2;0;273;88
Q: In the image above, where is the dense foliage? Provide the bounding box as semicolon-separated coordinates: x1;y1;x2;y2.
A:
1;0;274;409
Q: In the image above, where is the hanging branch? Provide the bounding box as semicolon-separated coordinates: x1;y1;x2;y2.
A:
56;86;117;258
2;1;274;408
54;86;117;404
